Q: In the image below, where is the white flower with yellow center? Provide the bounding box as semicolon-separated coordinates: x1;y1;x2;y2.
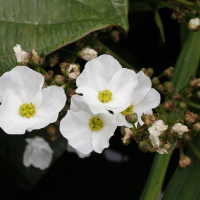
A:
0;66;66;134
148;120;168;154
23;137;53;170
60;95;117;154
76;55;138;114
114;71;160;127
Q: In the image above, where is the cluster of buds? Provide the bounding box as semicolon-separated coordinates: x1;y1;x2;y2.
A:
171;7;187;23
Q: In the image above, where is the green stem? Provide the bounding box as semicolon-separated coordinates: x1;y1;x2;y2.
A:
173;0;194;6
158;73;164;79
156;105;174;125
35;66;40;73
187;101;200;110
39;67;47;74
139;153;172;200
64;80;73;90
179;85;188;94
146;0;176;10
186;141;200;162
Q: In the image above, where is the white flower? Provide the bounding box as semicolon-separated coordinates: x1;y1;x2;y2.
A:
60;95;117;154
23;137;53;170
188;18;200;31
13;44;29;63
76;55;138;114
67;143;91;159
80;47;97;61
115;71;160;127
0;66;66;134
172;123;189;135
67;64;80;80
148;120;168;154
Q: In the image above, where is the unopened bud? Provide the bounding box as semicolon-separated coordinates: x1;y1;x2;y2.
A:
184;132;192;141
138;141;148;153
184;110;198;126
163;101;173;113
43;70;54;83
42;82;49;89
196;91;200;99
179;102;186;110
155;84;164;93
163;81;174;93
179;155;192;168
46;125;57;141
142;114;156;126
172;94;182;100
189;76;200;88
77;47;97;61
13;44;30;64
110;30;120;43
152;77;160;86
140;68;154;77
188;18;200;31
163;67;174;79
163;143;171;150
125;113;138;124
147;142;155;153
54;75;66;86
192;122;200;134
167;134;176;144
48;53;60;67
60;62;70;74
31;50;45;66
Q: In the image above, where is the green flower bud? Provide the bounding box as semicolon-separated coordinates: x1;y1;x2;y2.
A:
138;141;148;153
155;84;164;93
152;77;160;86
163;81;174;93
54;75;66;86
179;102;186;110
184;110;198;126
163;101;173;113
192;122;200;134
125;113;138;124
120;126;126;136
43;70;54;83
163;67;174;79
167;134;176;144
31;50;45;66
48;53;60;67
196;91;200;99
159;139;165;148
184;132;192;141
110;30;120;43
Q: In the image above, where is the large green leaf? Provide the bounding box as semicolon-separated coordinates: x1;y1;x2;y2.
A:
140;29;200;200
0;0;129;74
162;31;200;200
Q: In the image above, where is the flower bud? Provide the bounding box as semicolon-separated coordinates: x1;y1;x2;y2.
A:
54;75;66;86
184;110;198;126
43;70;54;83
138;141;148;153
163;101;173;113
48;53;60;67
140;68;154;77
42;82;49;89
167;134;176;144
152;77;160;86
46;125;57;141
184;132;192;141
179;102;186;110
77;47;97;61
121;128;133;146
60;62;70;74
65;88;76;100
125;113;138;124
155;84;164;93
163;143;171;150
196;91;200;99
142;114;156;126
172;94;182;100
159;139;165;148
13;44;31;64
120;126;126;136
31;50;45;66
179;155;192;168
189;76;200;88
64;64;80;80
163;67;174;79
192;122;200;134
110;30;120;43
163;81;174;93
188;18;200;31
147;142;155;153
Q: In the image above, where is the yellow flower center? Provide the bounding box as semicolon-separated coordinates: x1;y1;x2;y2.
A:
89;117;103;131
98;90;112;103
19;103;36;118
121;103;134;116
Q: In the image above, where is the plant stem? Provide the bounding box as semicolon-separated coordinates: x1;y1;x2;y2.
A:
39;67;47;74
158;73;164;78
35;66;40;73
173;0;194;6
139;153;172;200
146;0;176;10
187;101;200;110
64;80;73;90
186;141;200;162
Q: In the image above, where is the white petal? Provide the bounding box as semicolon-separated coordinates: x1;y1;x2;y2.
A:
114;113;133;128
67;143;91;159
149;134;160;148
92;113;117;153
0;66;44;105
134;109;153;126
76;55;122;91
23;144;33;167
156;148;168;154
133;89;160;115
132;71;152;105
28;86;66;131
0;89;35;134
30;148;52;170
107;68;138;112
60;110;93;154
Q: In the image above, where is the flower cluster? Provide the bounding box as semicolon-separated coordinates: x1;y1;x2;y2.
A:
60;55;160;155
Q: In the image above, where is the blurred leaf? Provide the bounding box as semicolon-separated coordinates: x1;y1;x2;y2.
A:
162;32;200;200
180;23;190;46
140;31;200;200
0;0;129;74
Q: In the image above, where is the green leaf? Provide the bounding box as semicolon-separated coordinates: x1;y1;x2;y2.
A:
0;0;129;74
140;31;200;200
161;32;200;200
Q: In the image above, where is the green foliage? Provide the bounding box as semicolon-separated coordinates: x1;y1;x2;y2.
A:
0;0;128;74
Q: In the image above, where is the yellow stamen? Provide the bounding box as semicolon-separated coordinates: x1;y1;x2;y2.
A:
121;103;134;116
19;103;36;118
89;117;103;131
98;90;112;103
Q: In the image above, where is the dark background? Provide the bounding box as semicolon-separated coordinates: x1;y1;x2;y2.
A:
0;8;180;200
